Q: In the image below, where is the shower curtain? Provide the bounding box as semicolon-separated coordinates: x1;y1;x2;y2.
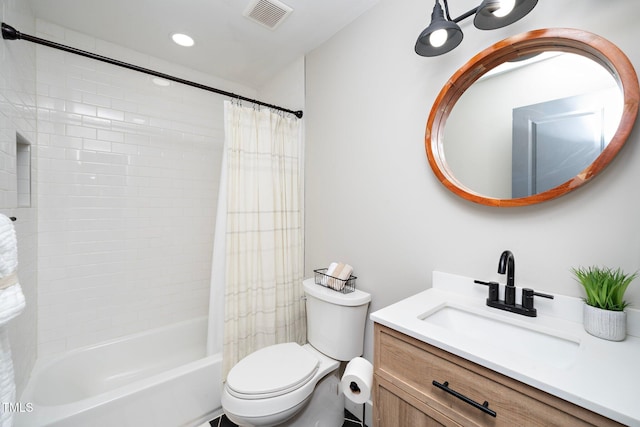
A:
208;101;305;377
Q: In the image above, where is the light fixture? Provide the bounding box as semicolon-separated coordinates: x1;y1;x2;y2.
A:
171;33;195;47
415;1;462;57
415;0;538;57
474;0;537;29
152;77;171;87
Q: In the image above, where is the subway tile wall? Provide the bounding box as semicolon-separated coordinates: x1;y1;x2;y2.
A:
35;20;256;356
0;0;38;397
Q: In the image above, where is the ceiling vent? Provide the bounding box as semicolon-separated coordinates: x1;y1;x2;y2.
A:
243;0;293;30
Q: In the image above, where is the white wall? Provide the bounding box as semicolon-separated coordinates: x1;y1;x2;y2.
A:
258;56;305;115
305;0;640;365
34;20;257;356
0;0;38;397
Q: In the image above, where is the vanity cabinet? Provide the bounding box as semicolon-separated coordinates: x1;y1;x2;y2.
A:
373;323;623;427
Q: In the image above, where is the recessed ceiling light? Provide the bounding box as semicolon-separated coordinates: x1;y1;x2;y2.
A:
171;33;194;47
152;77;171;87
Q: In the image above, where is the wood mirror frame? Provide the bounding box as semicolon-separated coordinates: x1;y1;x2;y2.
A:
425;28;639;207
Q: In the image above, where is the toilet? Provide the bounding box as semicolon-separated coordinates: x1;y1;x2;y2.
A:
221;278;371;427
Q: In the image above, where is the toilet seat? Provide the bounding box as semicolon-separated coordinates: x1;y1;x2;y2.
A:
222;343;341;426
226;343;319;399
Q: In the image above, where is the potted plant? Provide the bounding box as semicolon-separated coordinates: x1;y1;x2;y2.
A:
571;266;637;341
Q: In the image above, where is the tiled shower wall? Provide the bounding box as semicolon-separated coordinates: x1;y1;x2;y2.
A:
0;0;38;397
35;20;256;356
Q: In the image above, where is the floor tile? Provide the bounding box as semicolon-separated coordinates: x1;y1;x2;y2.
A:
209;409;367;427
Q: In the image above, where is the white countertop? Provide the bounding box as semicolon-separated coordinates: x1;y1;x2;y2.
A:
370;271;640;427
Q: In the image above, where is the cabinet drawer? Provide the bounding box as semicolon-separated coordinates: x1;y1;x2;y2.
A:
374;324;622;427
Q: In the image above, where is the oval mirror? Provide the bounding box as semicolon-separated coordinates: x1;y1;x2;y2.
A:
425;28;639;207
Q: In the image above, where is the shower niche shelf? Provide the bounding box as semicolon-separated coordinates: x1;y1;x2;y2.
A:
16;133;31;208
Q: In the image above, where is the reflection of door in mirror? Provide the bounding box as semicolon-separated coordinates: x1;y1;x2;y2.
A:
512;88;621;197
443;51;622;199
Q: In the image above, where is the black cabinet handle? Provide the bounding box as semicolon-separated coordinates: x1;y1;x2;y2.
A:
432;380;497;417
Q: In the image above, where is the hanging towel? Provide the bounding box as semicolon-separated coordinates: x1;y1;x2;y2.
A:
0;214;25;427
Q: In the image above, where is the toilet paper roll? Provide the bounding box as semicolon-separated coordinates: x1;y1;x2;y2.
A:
341;357;373;404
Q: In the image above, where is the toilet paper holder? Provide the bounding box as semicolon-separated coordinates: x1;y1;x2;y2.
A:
341;357;373;405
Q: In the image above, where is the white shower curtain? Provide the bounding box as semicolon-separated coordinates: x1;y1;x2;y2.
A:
209;101;305;377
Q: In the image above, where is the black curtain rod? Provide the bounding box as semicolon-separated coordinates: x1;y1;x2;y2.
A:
1;23;303;119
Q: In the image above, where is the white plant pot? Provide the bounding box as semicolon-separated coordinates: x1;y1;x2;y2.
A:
583;304;627;341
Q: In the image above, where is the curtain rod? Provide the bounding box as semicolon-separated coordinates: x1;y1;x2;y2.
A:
1;23;303;119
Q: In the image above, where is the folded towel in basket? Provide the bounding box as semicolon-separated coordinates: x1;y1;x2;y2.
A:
326;262;353;291
334;263;353;281
326;262;339;277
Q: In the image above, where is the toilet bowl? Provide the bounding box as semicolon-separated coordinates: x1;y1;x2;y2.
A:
221;278;371;427
221;343;340;427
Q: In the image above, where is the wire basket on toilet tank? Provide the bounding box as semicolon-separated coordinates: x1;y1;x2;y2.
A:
313;268;357;294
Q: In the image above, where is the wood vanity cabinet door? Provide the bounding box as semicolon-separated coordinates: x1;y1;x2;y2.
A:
375;375;461;426
373;323;624;427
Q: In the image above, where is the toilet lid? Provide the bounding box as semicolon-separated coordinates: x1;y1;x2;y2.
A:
226;343;319;399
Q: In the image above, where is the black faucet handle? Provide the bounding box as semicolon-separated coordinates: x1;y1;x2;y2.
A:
474;280;499;302
522;288;554;309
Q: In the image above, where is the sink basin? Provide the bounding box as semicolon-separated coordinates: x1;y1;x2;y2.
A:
421;305;580;369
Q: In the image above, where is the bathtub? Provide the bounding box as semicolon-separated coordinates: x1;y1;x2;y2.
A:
14;317;222;427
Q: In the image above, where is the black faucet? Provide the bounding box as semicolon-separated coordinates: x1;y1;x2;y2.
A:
475;250;554;317
498;250;516;305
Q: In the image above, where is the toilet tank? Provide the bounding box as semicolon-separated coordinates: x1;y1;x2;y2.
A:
302;278;371;361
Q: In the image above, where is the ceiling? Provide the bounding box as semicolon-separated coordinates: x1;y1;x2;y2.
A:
26;0;380;88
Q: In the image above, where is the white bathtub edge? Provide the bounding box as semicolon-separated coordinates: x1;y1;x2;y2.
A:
15;317;222;427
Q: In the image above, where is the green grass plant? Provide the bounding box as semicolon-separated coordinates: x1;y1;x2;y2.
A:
571;266;637;311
